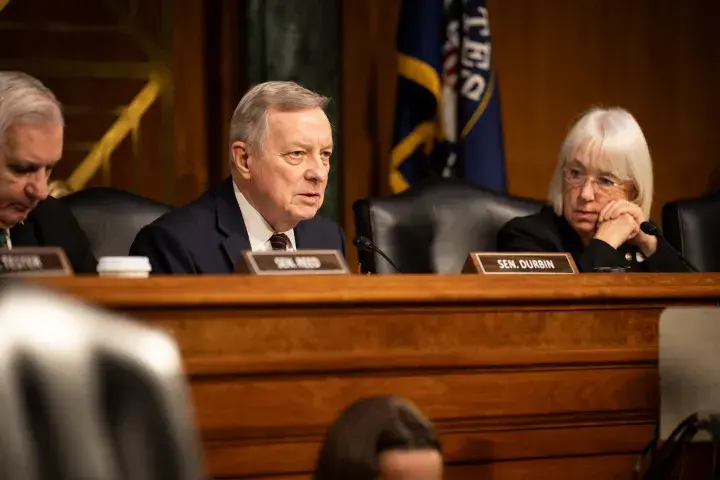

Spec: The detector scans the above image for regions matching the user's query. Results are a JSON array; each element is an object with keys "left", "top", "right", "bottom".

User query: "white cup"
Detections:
[{"left": 97, "top": 256, "right": 152, "bottom": 278}]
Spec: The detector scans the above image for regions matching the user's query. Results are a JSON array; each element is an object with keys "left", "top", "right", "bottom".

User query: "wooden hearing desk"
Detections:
[{"left": 32, "top": 273, "right": 720, "bottom": 479}]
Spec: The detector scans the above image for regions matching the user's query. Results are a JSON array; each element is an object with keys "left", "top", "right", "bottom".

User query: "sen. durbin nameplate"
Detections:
[
  {"left": 236, "top": 250, "right": 350, "bottom": 275},
  {"left": 462, "top": 252, "right": 578, "bottom": 275},
  {"left": 0, "top": 247, "right": 73, "bottom": 277}
]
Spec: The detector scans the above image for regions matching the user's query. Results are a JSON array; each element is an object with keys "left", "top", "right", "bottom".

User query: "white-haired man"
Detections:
[
  {"left": 130, "top": 81, "right": 345, "bottom": 274},
  {"left": 0, "top": 71, "right": 96, "bottom": 273}
]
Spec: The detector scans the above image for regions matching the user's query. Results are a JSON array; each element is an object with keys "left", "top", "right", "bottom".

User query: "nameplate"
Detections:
[
  {"left": 236, "top": 250, "right": 350, "bottom": 275},
  {"left": 0, "top": 247, "right": 73, "bottom": 277},
  {"left": 462, "top": 252, "right": 578, "bottom": 275}
]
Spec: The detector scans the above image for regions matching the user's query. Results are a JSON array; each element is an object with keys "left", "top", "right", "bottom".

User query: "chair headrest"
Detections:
[
  {"left": 60, "top": 187, "right": 172, "bottom": 258},
  {"left": 353, "top": 180, "right": 543, "bottom": 273},
  {"left": 61, "top": 187, "right": 171, "bottom": 213},
  {"left": 662, "top": 190, "right": 720, "bottom": 272}
]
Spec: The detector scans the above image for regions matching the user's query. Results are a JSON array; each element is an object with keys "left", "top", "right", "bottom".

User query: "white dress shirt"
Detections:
[{"left": 233, "top": 182, "right": 296, "bottom": 251}]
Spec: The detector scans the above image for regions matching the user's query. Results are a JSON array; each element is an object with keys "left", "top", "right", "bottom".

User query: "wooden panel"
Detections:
[
  {"left": 192, "top": 368, "right": 655, "bottom": 432},
  {"left": 449, "top": 455, "right": 638, "bottom": 479},
  {"left": 341, "top": 0, "right": 720, "bottom": 229},
  {"left": 488, "top": 0, "right": 720, "bottom": 219},
  {"left": 171, "top": 0, "right": 208, "bottom": 204},
  {"left": 0, "top": 0, "right": 208, "bottom": 204},
  {"left": 33, "top": 272, "right": 720, "bottom": 307},
  {"left": 31, "top": 274, "right": 720, "bottom": 478},
  {"left": 204, "top": 424, "right": 650, "bottom": 478},
  {"left": 204, "top": 0, "right": 245, "bottom": 187},
  {"left": 340, "top": 0, "right": 402, "bottom": 269},
  {"left": 205, "top": 455, "right": 643, "bottom": 480}
]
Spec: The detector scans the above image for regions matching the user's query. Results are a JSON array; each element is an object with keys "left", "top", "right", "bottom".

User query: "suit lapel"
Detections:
[
  {"left": 215, "top": 178, "right": 251, "bottom": 270},
  {"left": 294, "top": 220, "right": 307, "bottom": 250},
  {"left": 10, "top": 218, "right": 38, "bottom": 247}
]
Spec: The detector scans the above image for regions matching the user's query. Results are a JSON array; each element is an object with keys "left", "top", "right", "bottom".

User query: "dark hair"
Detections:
[{"left": 313, "top": 396, "right": 441, "bottom": 480}]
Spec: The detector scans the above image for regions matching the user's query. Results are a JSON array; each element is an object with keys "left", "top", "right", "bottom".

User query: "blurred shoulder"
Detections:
[
  {"left": 307, "top": 213, "right": 343, "bottom": 234},
  {"left": 143, "top": 189, "right": 216, "bottom": 234},
  {"left": 30, "top": 195, "right": 75, "bottom": 221},
  {"left": 501, "top": 205, "right": 558, "bottom": 234}
]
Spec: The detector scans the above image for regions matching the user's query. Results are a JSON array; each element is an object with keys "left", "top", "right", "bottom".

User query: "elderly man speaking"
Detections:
[{"left": 130, "top": 81, "right": 345, "bottom": 274}]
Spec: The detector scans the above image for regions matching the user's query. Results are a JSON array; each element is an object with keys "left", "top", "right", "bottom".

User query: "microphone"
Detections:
[
  {"left": 353, "top": 236, "right": 403, "bottom": 273},
  {"left": 639, "top": 221, "right": 699, "bottom": 272}
]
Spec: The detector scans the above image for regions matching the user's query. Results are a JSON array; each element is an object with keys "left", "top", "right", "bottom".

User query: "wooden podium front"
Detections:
[{"left": 33, "top": 274, "right": 720, "bottom": 479}]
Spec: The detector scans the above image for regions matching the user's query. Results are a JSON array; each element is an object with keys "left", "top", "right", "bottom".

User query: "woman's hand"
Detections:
[
  {"left": 595, "top": 200, "right": 658, "bottom": 256},
  {"left": 594, "top": 212, "right": 639, "bottom": 248}
]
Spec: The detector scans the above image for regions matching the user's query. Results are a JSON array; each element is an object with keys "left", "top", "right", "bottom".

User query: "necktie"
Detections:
[{"left": 269, "top": 233, "right": 290, "bottom": 251}]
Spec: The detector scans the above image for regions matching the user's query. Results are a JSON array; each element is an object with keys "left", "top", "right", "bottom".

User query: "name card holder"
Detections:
[
  {"left": 463, "top": 252, "right": 578, "bottom": 275},
  {"left": 236, "top": 250, "right": 350, "bottom": 275},
  {"left": 0, "top": 247, "right": 73, "bottom": 277}
]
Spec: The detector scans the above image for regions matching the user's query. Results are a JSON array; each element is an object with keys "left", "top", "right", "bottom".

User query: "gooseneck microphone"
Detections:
[
  {"left": 639, "top": 221, "right": 699, "bottom": 272},
  {"left": 353, "top": 236, "right": 403, "bottom": 273}
]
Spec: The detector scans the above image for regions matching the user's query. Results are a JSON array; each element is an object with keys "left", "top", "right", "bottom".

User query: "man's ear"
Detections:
[{"left": 231, "top": 141, "right": 251, "bottom": 179}]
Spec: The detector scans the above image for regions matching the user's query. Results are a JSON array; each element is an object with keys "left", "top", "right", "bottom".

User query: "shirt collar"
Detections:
[{"left": 233, "top": 181, "right": 296, "bottom": 251}]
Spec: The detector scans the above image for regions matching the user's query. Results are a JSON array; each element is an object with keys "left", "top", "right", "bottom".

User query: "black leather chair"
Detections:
[
  {"left": 353, "top": 179, "right": 544, "bottom": 273},
  {"left": 60, "top": 187, "right": 172, "bottom": 259},
  {"left": 662, "top": 191, "right": 720, "bottom": 272}
]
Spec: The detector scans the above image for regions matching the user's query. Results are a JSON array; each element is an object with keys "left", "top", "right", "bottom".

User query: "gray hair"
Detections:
[
  {"left": 229, "top": 81, "right": 329, "bottom": 152},
  {"left": 0, "top": 72, "right": 64, "bottom": 149},
  {"left": 547, "top": 107, "right": 654, "bottom": 219}
]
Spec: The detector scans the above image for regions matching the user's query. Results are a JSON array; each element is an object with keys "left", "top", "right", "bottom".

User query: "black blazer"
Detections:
[
  {"left": 129, "top": 178, "right": 347, "bottom": 274},
  {"left": 497, "top": 206, "right": 692, "bottom": 273},
  {"left": 11, "top": 196, "right": 97, "bottom": 274}
]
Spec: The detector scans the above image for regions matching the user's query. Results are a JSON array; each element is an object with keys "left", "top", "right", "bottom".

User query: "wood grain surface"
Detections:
[{"left": 29, "top": 273, "right": 720, "bottom": 479}]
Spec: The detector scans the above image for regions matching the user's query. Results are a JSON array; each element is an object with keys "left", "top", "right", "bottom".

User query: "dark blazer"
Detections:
[
  {"left": 129, "top": 178, "right": 347, "bottom": 274},
  {"left": 11, "top": 196, "right": 97, "bottom": 274},
  {"left": 497, "top": 206, "right": 692, "bottom": 273}
]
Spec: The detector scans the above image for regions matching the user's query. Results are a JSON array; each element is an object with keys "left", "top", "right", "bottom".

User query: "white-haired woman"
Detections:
[{"left": 497, "top": 107, "right": 691, "bottom": 273}]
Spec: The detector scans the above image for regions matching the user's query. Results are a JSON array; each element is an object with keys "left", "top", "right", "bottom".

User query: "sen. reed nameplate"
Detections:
[{"left": 235, "top": 250, "right": 350, "bottom": 275}]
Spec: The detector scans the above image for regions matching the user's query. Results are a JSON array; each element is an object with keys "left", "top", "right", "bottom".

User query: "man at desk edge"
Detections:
[
  {"left": 497, "top": 107, "right": 691, "bottom": 273},
  {"left": 0, "top": 72, "right": 96, "bottom": 274},
  {"left": 130, "top": 81, "right": 345, "bottom": 274}
]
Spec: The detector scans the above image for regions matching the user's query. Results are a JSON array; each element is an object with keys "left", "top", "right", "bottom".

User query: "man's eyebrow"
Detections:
[
  {"left": 7, "top": 158, "right": 36, "bottom": 168},
  {"left": 284, "top": 142, "right": 313, "bottom": 150},
  {"left": 7, "top": 158, "right": 57, "bottom": 170}
]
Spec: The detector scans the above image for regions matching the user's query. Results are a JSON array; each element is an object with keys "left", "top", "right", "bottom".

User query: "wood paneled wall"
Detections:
[
  {"left": 341, "top": 0, "right": 720, "bottom": 267},
  {"left": 205, "top": 0, "right": 245, "bottom": 186},
  {"left": 0, "top": 0, "right": 207, "bottom": 205}
]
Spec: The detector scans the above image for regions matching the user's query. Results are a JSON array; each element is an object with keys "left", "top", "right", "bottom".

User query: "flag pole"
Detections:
[{"left": 454, "top": 0, "right": 465, "bottom": 180}]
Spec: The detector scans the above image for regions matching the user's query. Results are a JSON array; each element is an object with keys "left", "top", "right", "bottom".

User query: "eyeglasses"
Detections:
[{"left": 563, "top": 165, "right": 626, "bottom": 193}]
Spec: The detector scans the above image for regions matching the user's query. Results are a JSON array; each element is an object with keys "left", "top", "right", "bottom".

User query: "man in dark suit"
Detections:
[
  {"left": 0, "top": 72, "right": 96, "bottom": 274},
  {"left": 130, "top": 81, "right": 345, "bottom": 274}
]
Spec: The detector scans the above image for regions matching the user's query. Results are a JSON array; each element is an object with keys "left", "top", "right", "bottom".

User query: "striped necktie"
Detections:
[{"left": 269, "top": 233, "right": 290, "bottom": 251}]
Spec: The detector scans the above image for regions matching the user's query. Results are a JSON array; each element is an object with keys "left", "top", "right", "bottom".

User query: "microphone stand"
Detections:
[
  {"left": 640, "top": 221, "right": 699, "bottom": 273},
  {"left": 353, "top": 237, "right": 403, "bottom": 273}
]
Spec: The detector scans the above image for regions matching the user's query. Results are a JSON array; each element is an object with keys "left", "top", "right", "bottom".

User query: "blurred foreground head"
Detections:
[
  {"left": 314, "top": 395, "right": 442, "bottom": 480},
  {"left": 0, "top": 282, "right": 203, "bottom": 480}
]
